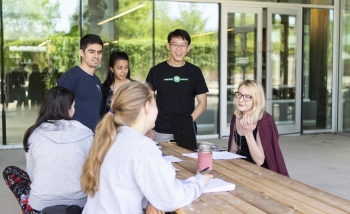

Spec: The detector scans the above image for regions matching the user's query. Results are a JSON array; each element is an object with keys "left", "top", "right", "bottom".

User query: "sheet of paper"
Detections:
[
  {"left": 182, "top": 152, "right": 245, "bottom": 160},
  {"left": 166, "top": 161, "right": 179, "bottom": 171},
  {"left": 203, "top": 178, "right": 236, "bottom": 193},
  {"left": 182, "top": 153, "right": 198, "bottom": 158},
  {"left": 163, "top": 155, "right": 183, "bottom": 162},
  {"left": 213, "top": 151, "right": 246, "bottom": 160}
]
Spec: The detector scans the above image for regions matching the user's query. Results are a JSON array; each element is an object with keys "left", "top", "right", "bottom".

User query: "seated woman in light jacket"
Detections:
[
  {"left": 227, "top": 79, "right": 289, "bottom": 176},
  {"left": 81, "top": 82, "right": 212, "bottom": 214},
  {"left": 3, "top": 86, "right": 93, "bottom": 213}
]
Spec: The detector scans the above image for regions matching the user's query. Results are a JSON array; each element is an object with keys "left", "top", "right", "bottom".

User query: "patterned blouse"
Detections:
[
  {"left": 105, "top": 79, "right": 134, "bottom": 112},
  {"left": 105, "top": 87, "right": 114, "bottom": 112}
]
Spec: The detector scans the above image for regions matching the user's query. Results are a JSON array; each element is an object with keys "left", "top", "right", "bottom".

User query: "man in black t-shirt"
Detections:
[
  {"left": 146, "top": 29, "right": 209, "bottom": 142},
  {"left": 57, "top": 34, "right": 103, "bottom": 132}
]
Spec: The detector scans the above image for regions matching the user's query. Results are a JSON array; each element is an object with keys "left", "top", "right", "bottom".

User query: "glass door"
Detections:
[
  {"left": 220, "top": 6, "right": 262, "bottom": 136},
  {"left": 266, "top": 8, "right": 302, "bottom": 134}
]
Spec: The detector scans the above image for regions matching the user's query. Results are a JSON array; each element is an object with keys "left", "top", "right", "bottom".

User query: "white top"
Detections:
[
  {"left": 83, "top": 126, "right": 205, "bottom": 214},
  {"left": 26, "top": 120, "right": 93, "bottom": 211}
]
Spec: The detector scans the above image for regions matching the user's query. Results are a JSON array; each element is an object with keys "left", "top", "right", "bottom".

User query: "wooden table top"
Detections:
[{"left": 159, "top": 142, "right": 350, "bottom": 214}]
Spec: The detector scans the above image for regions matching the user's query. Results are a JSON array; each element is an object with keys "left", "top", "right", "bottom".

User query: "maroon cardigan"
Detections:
[{"left": 228, "top": 112, "right": 289, "bottom": 177}]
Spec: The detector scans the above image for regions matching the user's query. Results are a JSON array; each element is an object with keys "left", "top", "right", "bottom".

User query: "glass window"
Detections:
[
  {"left": 226, "top": 12, "right": 258, "bottom": 125},
  {"left": 302, "top": 8, "right": 333, "bottom": 131},
  {"left": 2, "top": 0, "right": 80, "bottom": 144},
  {"left": 85, "top": 0, "right": 219, "bottom": 135},
  {"left": 274, "top": 0, "right": 333, "bottom": 5},
  {"left": 269, "top": 13, "right": 298, "bottom": 128},
  {"left": 234, "top": 0, "right": 333, "bottom": 5},
  {"left": 154, "top": 1, "right": 219, "bottom": 135},
  {"left": 340, "top": 1, "right": 350, "bottom": 132},
  {"left": 84, "top": 0, "right": 153, "bottom": 82}
]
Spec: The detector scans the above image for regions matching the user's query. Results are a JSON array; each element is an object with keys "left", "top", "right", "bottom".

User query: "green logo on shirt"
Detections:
[
  {"left": 174, "top": 76, "right": 180, "bottom": 83},
  {"left": 163, "top": 76, "right": 189, "bottom": 82}
]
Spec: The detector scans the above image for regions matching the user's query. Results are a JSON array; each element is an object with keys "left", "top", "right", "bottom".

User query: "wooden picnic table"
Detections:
[{"left": 159, "top": 142, "right": 350, "bottom": 214}]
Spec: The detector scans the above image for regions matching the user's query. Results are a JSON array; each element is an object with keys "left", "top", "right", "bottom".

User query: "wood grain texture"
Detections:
[{"left": 159, "top": 143, "right": 349, "bottom": 214}]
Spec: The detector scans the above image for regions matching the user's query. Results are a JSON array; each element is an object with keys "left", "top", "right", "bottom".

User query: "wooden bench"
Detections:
[{"left": 159, "top": 143, "right": 350, "bottom": 214}]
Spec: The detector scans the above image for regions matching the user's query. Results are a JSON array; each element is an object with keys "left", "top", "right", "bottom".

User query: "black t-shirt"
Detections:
[
  {"left": 57, "top": 66, "right": 102, "bottom": 131},
  {"left": 146, "top": 61, "right": 208, "bottom": 134}
]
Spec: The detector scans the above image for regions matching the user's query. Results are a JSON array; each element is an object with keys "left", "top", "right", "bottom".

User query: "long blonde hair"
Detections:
[
  {"left": 234, "top": 79, "right": 265, "bottom": 124},
  {"left": 81, "top": 82, "right": 153, "bottom": 196}
]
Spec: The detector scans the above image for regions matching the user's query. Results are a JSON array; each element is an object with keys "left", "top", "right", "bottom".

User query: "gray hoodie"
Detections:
[{"left": 26, "top": 120, "right": 93, "bottom": 211}]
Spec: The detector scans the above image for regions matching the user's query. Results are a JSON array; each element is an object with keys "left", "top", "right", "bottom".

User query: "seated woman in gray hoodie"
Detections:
[{"left": 2, "top": 86, "right": 93, "bottom": 214}]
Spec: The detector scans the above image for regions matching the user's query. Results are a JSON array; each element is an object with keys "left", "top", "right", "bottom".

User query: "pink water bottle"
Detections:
[{"left": 197, "top": 144, "right": 213, "bottom": 173}]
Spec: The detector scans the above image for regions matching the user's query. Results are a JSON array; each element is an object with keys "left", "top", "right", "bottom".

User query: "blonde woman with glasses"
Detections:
[
  {"left": 81, "top": 82, "right": 212, "bottom": 214},
  {"left": 228, "top": 80, "right": 289, "bottom": 176}
]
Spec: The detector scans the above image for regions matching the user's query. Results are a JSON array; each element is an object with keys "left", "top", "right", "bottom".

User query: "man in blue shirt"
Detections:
[{"left": 57, "top": 34, "right": 103, "bottom": 131}]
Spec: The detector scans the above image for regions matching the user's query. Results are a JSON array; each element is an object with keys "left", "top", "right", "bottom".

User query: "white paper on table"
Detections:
[
  {"left": 182, "top": 153, "right": 198, "bottom": 158},
  {"left": 162, "top": 155, "right": 183, "bottom": 162},
  {"left": 166, "top": 161, "right": 179, "bottom": 171},
  {"left": 213, "top": 151, "right": 246, "bottom": 160},
  {"left": 182, "top": 152, "right": 245, "bottom": 160},
  {"left": 203, "top": 178, "right": 236, "bottom": 193}
]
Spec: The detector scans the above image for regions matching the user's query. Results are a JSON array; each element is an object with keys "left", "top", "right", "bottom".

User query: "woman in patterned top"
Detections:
[{"left": 100, "top": 51, "right": 133, "bottom": 116}]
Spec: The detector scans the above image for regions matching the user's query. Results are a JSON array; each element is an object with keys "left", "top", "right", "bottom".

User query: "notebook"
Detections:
[
  {"left": 171, "top": 112, "right": 198, "bottom": 151},
  {"left": 203, "top": 178, "right": 236, "bottom": 193}
]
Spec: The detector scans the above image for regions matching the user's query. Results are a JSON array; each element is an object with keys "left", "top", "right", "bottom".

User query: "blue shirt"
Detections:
[{"left": 57, "top": 66, "right": 102, "bottom": 131}]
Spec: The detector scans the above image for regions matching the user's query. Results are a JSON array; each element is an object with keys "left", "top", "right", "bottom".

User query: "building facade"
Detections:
[{"left": 0, "top": 0, "right": 349, "bottom": 145}]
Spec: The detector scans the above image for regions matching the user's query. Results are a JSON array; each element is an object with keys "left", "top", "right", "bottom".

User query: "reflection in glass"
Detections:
[
  {"left": 270, "top": 14, "right": 297, "bottom": 125},
  {"left": 85, "top": 0, "right": 154, "bottom": 82},
  {"left": 2, "top": 0, "right": 80, "bottom": 144},
  {"left": 303, "top": 8, "right": 333, "bottom": 130},
  {"left": 84, "top": 0, "right": 219, "bottom": 134},
  {"left": 341, "top": 1, "right": 350, "bottom": 132},
  {"left": 274, "top": 0, "right": 333, "bottom": 5},
  {"left": 237, "top": 0, "right": 333, "bottom": 5},
  {"left": 0, "top": 0, "right": 219, "bottom": 144},
  {"left": 227, "top": 12, "right": 258, "bottom": 124}
]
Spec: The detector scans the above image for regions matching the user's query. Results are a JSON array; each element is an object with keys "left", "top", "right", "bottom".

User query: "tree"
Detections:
[{"left": 3, "top": 0, "right": 60, "bottom": 40}]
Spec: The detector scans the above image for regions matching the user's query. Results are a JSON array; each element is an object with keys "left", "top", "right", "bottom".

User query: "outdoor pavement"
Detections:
[{"left": 1, "top": 133, "right": 350, "bottom": 213}]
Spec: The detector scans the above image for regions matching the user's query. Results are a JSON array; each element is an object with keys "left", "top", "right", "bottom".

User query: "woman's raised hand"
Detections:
[{"left": 240, "top": 114, "right": 255, "bottom": 134}]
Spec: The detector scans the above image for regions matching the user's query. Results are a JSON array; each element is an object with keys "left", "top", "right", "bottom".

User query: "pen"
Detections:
[{"left": 199, "top": 167, "right": 209, "bottom": 174}]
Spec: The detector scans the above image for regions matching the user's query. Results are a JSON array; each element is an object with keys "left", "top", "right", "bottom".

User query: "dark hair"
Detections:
[
  {"left": 80, "top": 34, "right": 103, "bottom": 51},
  {"left": 167, "top": 29, "right": 191, "bottom": 45},
  {"left": 19, "top": 59, "right": 26, "bottom": 66},
  {"left": 32, "top": 63, "right": 40, "bottom": 72},
  {"left": 23, "top": 86, "right": 75, "bottom": 152},
  {"left": 102, "top": 51, "right": 130, "bottom": 97}
]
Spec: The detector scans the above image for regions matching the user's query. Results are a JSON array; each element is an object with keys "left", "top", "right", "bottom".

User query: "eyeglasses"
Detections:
[
  {"left": 234, "top": 92, "right": 252, "bottom": 102},
  {"left": 170, "top": 43, "right": 188, "bottom": 50}
]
